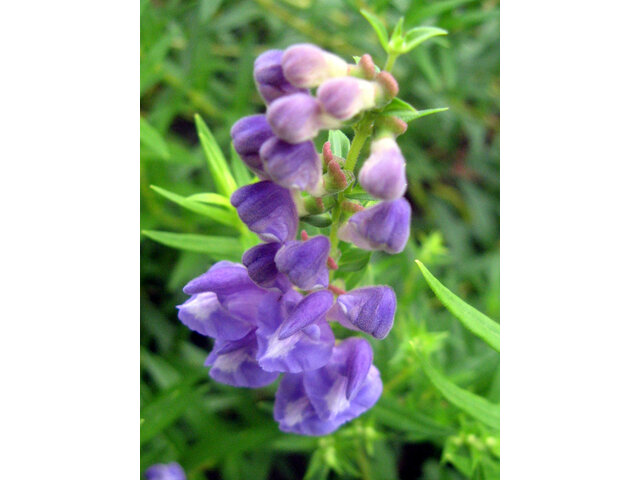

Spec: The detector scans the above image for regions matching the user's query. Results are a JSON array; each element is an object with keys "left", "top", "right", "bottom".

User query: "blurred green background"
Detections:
[{"left": 140, "top": 0, "right": 499, "bottom": 478}]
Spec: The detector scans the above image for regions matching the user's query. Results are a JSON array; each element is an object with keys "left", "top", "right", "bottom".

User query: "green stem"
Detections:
[
  {"left": 384, "top": 51, "right": 398, "bottom": 72},
  {"left": 345, "top": 116, "right": 373, "bottom": 172}
]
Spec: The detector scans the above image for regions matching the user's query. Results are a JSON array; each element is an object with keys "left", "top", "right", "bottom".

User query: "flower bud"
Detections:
[
  {"left": 282, "top": 43, "right": 349, "bottom": 88},
  {"left": 254, "top": 49, "right": 307, "bottom": 104},
  {"left": 259, "top": 137, "right": 322, "bottom": 191},
  {"left": 358, "top": 137, "right": 407, "bottom": 200},
  {"left": 230, "top": 115, "right": 274, "bottom": 177},
  {"left": 266, "top": 93, "right": 330, "bottom": 143},
  {"left": 338, "top": 198, "right": 411, "bottom": 254},
  {"left": 317, "top": 77, "right": 378, "bottom": 121},
  {"left": 274, "top": 235, "right": 330, "bottom": 290},
  {"left": 145, "top": 463, "right": 187, "bottom": 480},
  {"left": 242, "top": 242, "right": 291, "bottom": 292},
  {"left": 327, "top": 286, "right": 397, "bottom": 339},
  {"left": 231, "top": 181, "right": 298, "bottom": 243}
]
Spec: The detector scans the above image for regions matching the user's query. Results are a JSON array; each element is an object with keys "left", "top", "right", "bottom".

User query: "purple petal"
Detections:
[
  {"left": 358, "top": 137, "right": 407, "bottom": 200},
  {"left": 333, "top": 286, "right": 397, "bottom": 339},
  {"left": 317, "top": 77, "right": 376, "bottom": 120},
  {"left": 274, "top": 236, "right": 330, "bottom": 290},
  {"left": 281, "top": 44, "right": 348, "bottom": 88},
  {"left": 254, "top": 49, "right": 307, "bottom": 104},
  {"left": 279, "top": 290, "right": 334, "bottom": 339},
  {"left": 345, "top": 338, "right": 374, "bottom": 399},
  {"left": 230, "top": 115, "right": 274, "bottom": 177},
  {"left": 205, "top": 331, "right": 279, "bottom": 388},
  {"left": 145, "top": 462, "right": 187, "bottom": 480},
  {"left": 242, "top": 242, "right": 291, "bottom": 292},
  {"left": 266, "top": 93, "right": 324, "bottom": 143},
  {"left": 183, "top": 261, "right": 259, "bottom": 298},
  {"left": 231, "top": 181, "right": 299, "bottom": 243},
  {"left": 259, "top": 137, "right": 321, "bottom": 191},
  {"left": 338, "top": 198, "right": 411, "bottom": 254}
]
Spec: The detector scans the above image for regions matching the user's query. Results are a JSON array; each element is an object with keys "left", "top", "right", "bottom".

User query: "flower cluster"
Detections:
[{"left": 178, "top": 44, "right": 413, "bottom": 435}]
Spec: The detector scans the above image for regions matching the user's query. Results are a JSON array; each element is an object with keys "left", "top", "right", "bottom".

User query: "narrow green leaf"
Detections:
[
  {"left": 360, "top": 10, "right": 389, "bottom": 52},
  {"left": 229, "top": 142, "right": 253, "bottom": 187},
  {"left": 389, "top": 17, "right": 405, "bottom": 51},
  {"left": 328, "top": 129, "right": 350, "bottom": 159},
  {"left": 194, "top": 114, "right": 237, "bottom": 197},
  {"left": 140, "top": 116, "right": 170, "bottom": 159},
  {"left": 186, "top": 192, "right": 232, "bottom": 208},
  {"left": 401, "top": 26, "right": 448, "bottom": 53},
  {"left": 375, "top": 396, "right": 455, "bottom": 441},
  {"left": 300, "top": 214, "right": 333, "bottom": 228},
  {"left": 337, "top": 245, "right": 371, "bottom": 272},
  {"left": 415, "top": 260, "right": 500, "bottom": 351},
  {"left": 384, "top": 107, "right": 449, "bottom": 123},
  {"left": 150, "top": 185, "right": 237, "bottom": 227},
  {"left": 142, "top": 230, "right": 245, "bottom": 259},
  {"left": 383, "top": 97, "right": 417, "bottom": 113},
  {"left": 418, "top": 356, "right": 500, "bottom": 431}
]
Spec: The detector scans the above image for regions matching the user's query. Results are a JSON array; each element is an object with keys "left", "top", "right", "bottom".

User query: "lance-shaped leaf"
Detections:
[
  {"left": 151, "top": 185, "right": 237, "bottom": 227},
  {"left": 360, "top": 10, "right": 389, "bottom": 52},
  {"left": 142, "top": 231, "right": 245, "bottom": 260},
  {"left": 194, "top": 114, "right": 237, "bottom": 197},
  {"left": 140, "top": 116, "right": 170, "bottom": 159},
  {"left": 401, "top": 26, "right": 448, "bottom": 53}
]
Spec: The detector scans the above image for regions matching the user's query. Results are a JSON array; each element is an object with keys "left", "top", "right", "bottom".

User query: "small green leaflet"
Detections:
[
  {"left": 415, "top": 260, "right": 500, "bottom": 352},
  {"left": 360, "top": 10, "right": 389, "bottom": 52},
  {"left": 194, "top": 114, "right": 237, "bottom": 197},
  {"left": 186, "top": 192, "right": 232, "bottom": 208},
  {"left": 140, "top": 116, "right": 170, "bottom": 160},
  {"left": 417, "top": 355, "right": 500, "bottom": 431},
  {"left": 386, "top": 107, "right": 449, "bottom": 123},
  {"left": 328, "top": 130, "right": 350, "bottom": 159},
  {"left": 401, "top": 26, "right": 448, "bottom": 53},
  {"left": 142, "top": 230, "right": 245, "bottom": 259},
  {"left": 150, "top": 185, "right": 237, "bottom": 227}
]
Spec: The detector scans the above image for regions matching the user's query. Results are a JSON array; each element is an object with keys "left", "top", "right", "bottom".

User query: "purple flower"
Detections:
[
  {"left": 242, "top": 242, "right": 291, "bottom": 292},
  {"left": 179, "top": 261, "right": 269, "bottom": 341},
  {"left": 358, "top": 137, "right": 407, "bottom": 200},
  {"left": 274, "top": 235, "right": 330, "bottom": 290},
  {"left": 205, "top": 330, "right": 279, "bottom": 388},
  {"left": 274, "top": 338, "right": 382, "bottom": 435},
  {"left": 254, "top": 49, "right": 307, "bottom": 104},
  {"left": 256, "top": 290, "right": 335, "bottom": 373},
  {"left": 231, "top": 181, "right": 298, "bottom": 243},
  {"left": 338, "top": 198, "right": 411, "bottom": 254},
  {"left": 266, "top": 93, "right": 336, "bottom": 144},
  {"left": 317, "top": 77, "right": 377, "bottom": 121},
  {"left": 145, "top": 463, "right": 186, "bottom": 480},
  {"left": 259, "top": 137, "right": 322, "bottom": 191},
  {"left": 327, "top": 286, "right": 397, "bottom": 339},
  {"left": 281, "top": 43, "right": 349, "bottom": 88},
  {"left": 230, "top": 115, "right": 274, "bottom": 177}
]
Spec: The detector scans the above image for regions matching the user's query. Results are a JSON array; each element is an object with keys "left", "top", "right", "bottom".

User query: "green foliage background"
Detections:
[{"left": 140, "top": 0, "right": 499, "bottom": 478}]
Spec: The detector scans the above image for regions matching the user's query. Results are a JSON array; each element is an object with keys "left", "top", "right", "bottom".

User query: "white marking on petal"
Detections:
[
  {"left": 185, "top": 292, "right": 218, "bottom": 321},
  {"left": 324, "top": 376, "right": 350, "bottom": 419},
  {"left": 212, "top": 349, "right": 251, "bottom": 373},
  {"left": 284, "top": 397, "right": 310, "bottom": 426},
  {"left": 263, "top": 328, "right": 301, "bottom": 360}
]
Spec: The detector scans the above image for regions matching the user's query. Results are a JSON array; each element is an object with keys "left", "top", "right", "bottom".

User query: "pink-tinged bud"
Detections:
[
  {"left": 266, "top": 93, "right": 328, "bottom": 143},
  {"left": 282, "top": 43, "right": 349, "bottom": 88},
  {"left": 317, "top": 77, "right": 378, "bottom": 121},
  {"left": 259, "top": 137, "right": 322, "bottom": 191},
  {"left": 254, "top": 49, "right": 308, "bottom": 104},
  {"left": 230, "top": 115, "right": 274, "bottom": 177},
  {"left": 358, "top": 137, "right": 407, "bottom": 200},
  {"left": 349, "top": 54, "right": 376, "bottom": 80},
  {"left": 375, "top": 71, "right": 399, "bottom": 100}
]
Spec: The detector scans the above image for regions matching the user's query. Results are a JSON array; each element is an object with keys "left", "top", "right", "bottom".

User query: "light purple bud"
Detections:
[
  {"left": 256, "top": 292, "right": 334, "bottom": 373},
  {"left": 183, "top": 261, "right": 262, "bottom": 300},
  {"left": 266, "top": 93, "right": 326, "bottom": 143},
  {"left": 327, "top": 286, "right": 396, "bottom": 340},
  {"left": 282, "top": 43, "right": 349, "bottom": 88},
  {"left": 145, "top": 462, "right": 187, "bottom": 480},
  {"left": 338, "top": 198, "right": 411, "bottom": 254},
  {"left": 274, "top": 235, "right": 330, "bottom": 290},
  {"left": 242, "top": 242, "right": 291, "bottom": 292},
  {"left": 259, "top": 137, "right": 322, "bottom": 191},
  {"left": 317, "top": 77, "right": 377, "bottom": 121},
  {"left": 254, "top": 49, "right": 307, "bottom": 104},
  {"left": 205, "top": 331, "right": 279, "bottom": 388},
  {"left": 279, "top": 290, "right": 334, "bottom": 339},
  {"left": 231, "top": 181, "right": 299, "bottom": 243},
  {"left": 358, "top": 137, "right": 407, "bottom": 200},
  {"left": 230, "top": 115, "right": 274, "bottom": 177}
]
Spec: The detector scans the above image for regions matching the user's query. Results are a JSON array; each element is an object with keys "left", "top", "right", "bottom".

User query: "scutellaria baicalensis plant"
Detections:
[{"left": 176, "top": 42, "right": 448, "bottom": 436}]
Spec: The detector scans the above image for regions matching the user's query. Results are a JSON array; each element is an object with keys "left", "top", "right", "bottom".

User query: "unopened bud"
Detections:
[
  {"left": 375, "top": 71, "right": 399, "bottom": 102},
  {"left": 282, "top": 43, "right": 349, "bottom": 88},
  {"left": 317, "top": 77, "right": 377, "bottom": 121},
  {"left": 349, "top": 54, "right": 377, "bottom": 80},
  {"left": 322, "top": 159, "right": 354, "bottom": 193}
]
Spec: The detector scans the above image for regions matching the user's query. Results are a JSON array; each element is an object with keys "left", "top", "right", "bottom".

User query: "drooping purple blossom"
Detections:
[
  {"left": 281, "top": 43, "right": 349, "bottom": 88},
  {"left": 256, "top": 290, "right": 335, "bottom": 373},
  {"left": 205, "top": 330, "right": 279, "bottom": 388},
  {"left": 266, "top": 93, "right": 337, "bottom": 144},
  {"left": 242, "top": 242, "right": 291, "bottom": 292},
  {"left": 145, "top": 462, "right": 187, "bottom": 480},
  {"left": 274, "top": 338, "right": 382, "bottom": 435},
  {"left": 338, "top": 198, "right": 411, "bottom": 254},
  {"left": 231, "top": 181, "right": 298, "bottom": 243},
  {"left": 317, "top": 77, "right": 377, "bottom": 121},
  {"left": 358, "top": 137, "right": 407, "bottom": 200},
  {"left": 254, "top": 49, "right": 307, "bottom": 104},
  {"left": 259, "top": 137, "right": 322, "bottom": 191},
  {"left": 230, "top": 114, "right": 274, "bottom": 177},
  {"left": 274, "top": 235, "right": 330, "bottom": 290},
  {"left": 327, "top": 286, "right": 397, "bottom": 339}
]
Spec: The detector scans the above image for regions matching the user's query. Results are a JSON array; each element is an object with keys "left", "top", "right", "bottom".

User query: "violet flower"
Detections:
[
  {"left": 274, "top": 235, "right": 330, "bottom": 290},
  {"left": 241, "top": 242, "right": 291, "bottom": 292},
  {"left": 274, "top": 338, "right": 382, "bottom": 435},
  {"left": 145, "top": 463, "right": 186, "bottom": 480},
  {"left": 231, "top": 181, "right": 298, "bottom": 243},
  {"left": 266, "top": 93, "right": 337, "bottom": 144},
  {"left": 259, "top": 137, "right": 322, "bottom": 192},
  {"left": 358, "top": 137, "right": 407, "bottom": 200},
  {"left": 230, "top": 114, "right": 274, "bottom": 177},
  {"left": 317, "top": 77, "right": 377, "bottom": 121},
  {"left": 327, "top": 286, "right": 397, "bottom": 339},
  {"left": 338, "top": 198, "right": 411, "bottom": 254},
  {"left": 281, "top": 43, "right": 349, "bottom": 88},
  {"left": 254, "top": 49, "right": 307, "bottom": 104}
]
